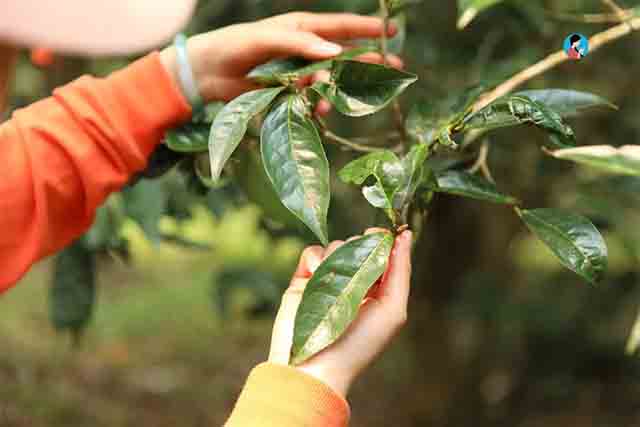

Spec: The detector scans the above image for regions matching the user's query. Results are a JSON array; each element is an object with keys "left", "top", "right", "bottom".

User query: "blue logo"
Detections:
[{"left": 563, "top": 33, "right": 589, "bottom": 60}]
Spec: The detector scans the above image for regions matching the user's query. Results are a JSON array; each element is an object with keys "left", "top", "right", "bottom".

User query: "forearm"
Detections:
[
  {"left": 0, "top": 52, "right": 191, "bottom": 291},
  {"left": 225, "top": 363, "right": 350, "bottom": 427}
]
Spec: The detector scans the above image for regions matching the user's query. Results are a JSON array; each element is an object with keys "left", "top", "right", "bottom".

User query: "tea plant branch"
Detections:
[
  {"left": 316, "top": 117, "right": 399, "bottom": 153},
  {"left": 544, "top": 9, "right": 633, "bottom": 24},
  {"left": 471, "top": 15, "right": 640, "bottom": 113},
  {"left": 601, "top": 0, "right": 628, "bottom": 20},
  {"left": 466, "top": 140, "right": 495, "bottom": 183},
  {"left": 378, "top": 0, "right": 408, "bottom": 149}
]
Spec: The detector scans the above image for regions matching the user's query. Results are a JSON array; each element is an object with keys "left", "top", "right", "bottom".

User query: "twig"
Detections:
[
  {"left": 378, "top": 0, "right": 409, "bottom": 151},
  {"left": 545, "top": 9, "right": 634, "bottom": 24},
  {"left": 324, "top": 129, "right": 392, "bottom": 153},
  {"left": 601, "top": 0, "right": 636, "bottom": 30},
  {"left": 378, "top": 0, "right": 389, "bottom": 65},
  {"left": 471, "top": 16, "right": 640, "bottom": 113},
  {"left": 601, "top": 0, "right": 628, "bottom": 19},
  {"left": 316, "top": 116, "right": 396, "bottom": 152},
  {"left": 467, "top": 141, "right": 495, "bottom": 183}
]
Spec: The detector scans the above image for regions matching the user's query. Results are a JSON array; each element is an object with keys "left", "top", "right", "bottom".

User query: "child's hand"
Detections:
[
  {"left": 268, "top": 228, "right": 413, "bottom": 398},
  {"left": 160, "top": 12, "right": 403, "bottom": 109}
]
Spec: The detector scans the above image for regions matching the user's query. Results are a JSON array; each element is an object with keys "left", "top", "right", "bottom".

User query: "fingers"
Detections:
[
  {"left": 273, "top": 12, "right": 397, "bottom": 40},
  {"left": 292, "top": 245, "right": 325, "bottom": 279},
  {"left": 324, "top": 240, "right": 345, "bottom": 259},
  {"left": 365, "top": 227, "right": 389, "bottom": 235},
  {"left": 354, "top": 52, "right": 404, "bottom": 69},
  {"left": 253, "top": 28, "right": 345, "bottom": 63},
  {"left": 377, "top": 230, "right": 412, "bottom": 310}
]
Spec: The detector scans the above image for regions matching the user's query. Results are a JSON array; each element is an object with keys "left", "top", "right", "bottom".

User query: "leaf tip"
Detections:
[{"left": 457, "top": 8, "right": 478, "bottom": 29}]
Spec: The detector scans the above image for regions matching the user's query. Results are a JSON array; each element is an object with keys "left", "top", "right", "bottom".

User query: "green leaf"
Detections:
[
  {"left": 261, "top": 94, "right": 331, "bottom": 245},
  {"left": 312, "top": 60, "right": 417, "bottom": 117},
  {"left": 548, "top": 145, "right": 640, "bottom": 176},
  {"left": 405, "top": 85, "right": 486, "bottom": 147},
  {"left": 209, "top": 87, "right": 285, "bottom": 181},
  {"left": 291, "top": 232, "right": 394, "bottom": 365},
  {"left": 457, "top": 0, "right": 506, "bottom": 29},
  {"left": 122, "top": 179, "right": 167, "bottom": 244},
  {"left": 247, "top": 46, "right": 377, "bottom": 86},
  {"left": 393, "top": 144, "right": 431, "bottom": 210},
  {"left": 517, "top": 208, "right": 608, "bottom": 284},
  {"left": 338, "top": 150, "right": 403, "bottom": 218},
  {"left": 235, "top": 148, "right": 300, "bottom": 228},
  {"left": 247, "top": 57, "right": 309, "bottom": 86},
  {"left": 192, "top": 102, "right": 225, "bottom": 124},
  {"left": 165, "top": 123, "right": 210, "bottom": 153},
  {"left": 513, "top": 90, "right": 616, "bottom": 118},
  {"left": 432, "top": 170, "right": 519, "bottom": 204},
  {"left": 339, "top": 146, "right": 433, "bottom": 220},
  {"left": 461, "top": 95, "right": 576, "bottom": 148},
  {"left": 50, "top": 239, "right": 96, "bottom": 341}
]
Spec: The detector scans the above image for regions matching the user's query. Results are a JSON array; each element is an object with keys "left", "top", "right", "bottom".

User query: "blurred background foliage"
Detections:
[{"left": 3, "top": 0, "right": 640, "bottom": 426}]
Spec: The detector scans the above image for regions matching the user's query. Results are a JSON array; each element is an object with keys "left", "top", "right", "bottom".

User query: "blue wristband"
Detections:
[{"left": 174, "top": 33, "right": 204, "bottom": 110}]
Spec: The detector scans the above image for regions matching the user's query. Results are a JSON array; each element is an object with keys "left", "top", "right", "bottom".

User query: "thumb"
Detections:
[{"left": 268, "top": 246, "right": 324, "bottom": 364}]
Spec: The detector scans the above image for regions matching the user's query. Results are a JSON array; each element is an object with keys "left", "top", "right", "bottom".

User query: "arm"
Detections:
[
  {"left": 0, "top": 53, "right": 191, "bottom": 291},
  {"left": 0, "top": 12, "right": 399, "bottom": 292},
  {"left": 226, "top": 229, "right": 413, "bottom": 426}
]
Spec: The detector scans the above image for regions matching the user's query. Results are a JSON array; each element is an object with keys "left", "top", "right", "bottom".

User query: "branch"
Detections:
[
  {"left": 471, "top": 16, "right": 640, "bottom": 113},
  {"left": 316, "top": 117, "right": 399, "bottom": 153},
  {"left": 601, "top": 0, "right": 627, "bottom": 19},
  {"left": 466, "top": 141, "right": 495, "bottom": 183},
  {"left": 378, "top": 0, "right": 408, "bottom": 150},
  {"left": 545, "top": 9, "right": 634, "bottom": 24}
]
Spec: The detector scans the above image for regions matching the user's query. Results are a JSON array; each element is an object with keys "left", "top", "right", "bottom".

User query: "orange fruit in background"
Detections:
[{"left": 30, "top": 47, "right": 55, "bottom": 67}]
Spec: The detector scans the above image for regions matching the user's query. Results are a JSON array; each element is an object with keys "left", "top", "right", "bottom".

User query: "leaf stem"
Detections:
[
  {"left": 466, "top": 141, "right": 495, "bottom": 183},
  {"left": 378, "top": 0, "right": 408, "bottom": 151},
  {"left": 324, "top": 130, "right": 388, "bottom": 152},
  {"left": 316, "top": 117, "right": 398, "bottom": 153},
  {"left": 470, "top": 16, "right": 640, "bottom": 113}
]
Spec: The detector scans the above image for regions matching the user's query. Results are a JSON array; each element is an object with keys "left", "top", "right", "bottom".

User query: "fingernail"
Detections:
[
  {"left": 403, "top": 230, "right": 413, "bottom": 242},
  {"left": 310, "top": 42, "right": 342, "bottom": 56}
]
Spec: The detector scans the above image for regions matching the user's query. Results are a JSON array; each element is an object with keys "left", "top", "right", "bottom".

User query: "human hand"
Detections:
[
  {"left": 160, "top": 12, "right": 403, "bottom": 112},
  {"left": 268, "top": 228, "right": 412, "bottom": 398}
]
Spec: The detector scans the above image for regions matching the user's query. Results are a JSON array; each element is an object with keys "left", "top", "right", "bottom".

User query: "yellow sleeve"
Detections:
[{"left": 225, "top": 362, "right": 350, "bottom": 427}]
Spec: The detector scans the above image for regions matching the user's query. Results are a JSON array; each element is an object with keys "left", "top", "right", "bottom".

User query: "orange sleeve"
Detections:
[
  {"left": 0, "top": 52, "right": 191, "bottom": 292},
  {"left": 225, "top": 363, "right": 350, "bottom": 427}
]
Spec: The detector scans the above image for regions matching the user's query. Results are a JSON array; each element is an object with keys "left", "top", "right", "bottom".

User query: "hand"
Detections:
[
  {"left": 160, "top": 12, "right": 403, "bottom": 109},
  {"left": 268, "top": 228, "right": 413, "bottom": 398}
]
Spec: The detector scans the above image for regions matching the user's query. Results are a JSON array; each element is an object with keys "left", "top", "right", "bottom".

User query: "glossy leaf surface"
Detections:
[
  {"left": 462, "top": 95, "right": 576, "bottom": 147},
  {"left": 457, "top": 0, "right": 506, "bottom": 29},
  {"left": 209, "top": 87, "right": 285, "bottom": 181},
  {"left": 432, "top": 170, "right": 519, "bottom": 204},
  {"left": 549, "top": 145, "right": 640, "bottom": 176},
  {"left": 517, "top": 208, "right": 608, "bottom": 284},
  {"left": 513, "top": 90, "right": 616, "bottom": 118},
  {"left": 261, "top": 94, "right": 330, "bottom": 245},
  {"left": 165, "top": 123, "right": 210, "bottom": 153},
  {"left": 247, "top": 46, "right": 376, "bottom": 85},
  {"left": 291, "top": 232, "right": 394, "bottom": 364},
  {"left": 406, "top": 85, "right": 486, "bottom": 147},
  {"left": 312, "top": 60, "right": 417, "bottom": 117}
]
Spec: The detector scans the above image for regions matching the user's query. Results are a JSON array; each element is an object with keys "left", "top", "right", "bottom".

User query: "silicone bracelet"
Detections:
[{"left": 174, "top": 33, "right": 204, "bottom": 110}]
